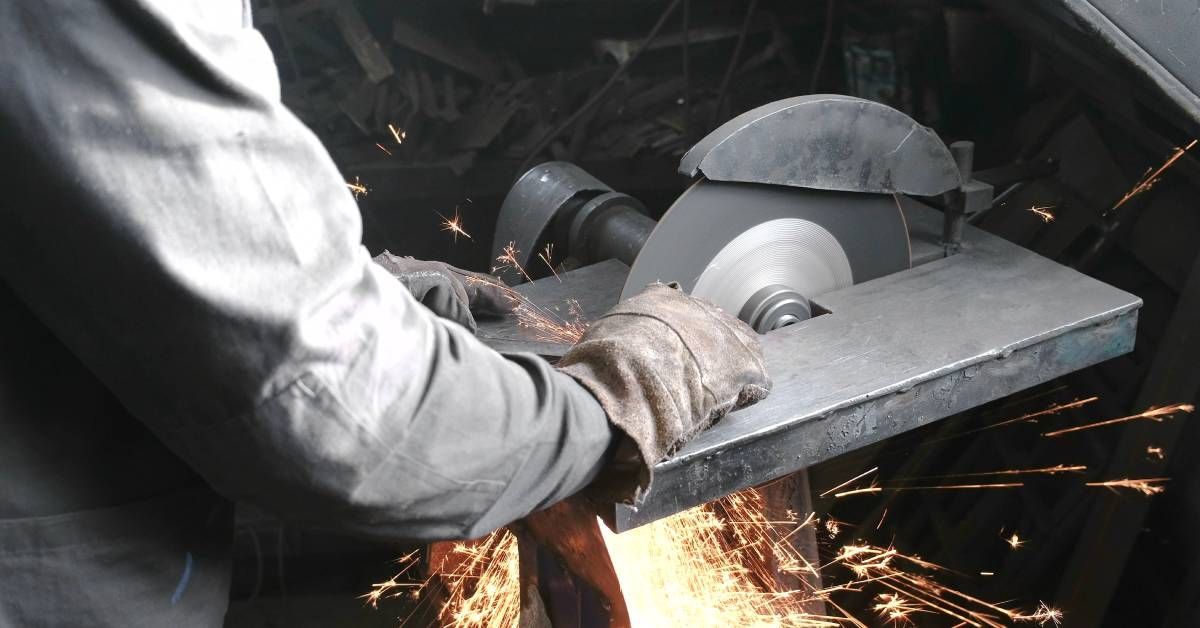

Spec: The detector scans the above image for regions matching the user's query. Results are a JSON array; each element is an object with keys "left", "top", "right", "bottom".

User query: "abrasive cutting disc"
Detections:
[{"left": 621, "top": 180, "right": 911, "bottom": 320}]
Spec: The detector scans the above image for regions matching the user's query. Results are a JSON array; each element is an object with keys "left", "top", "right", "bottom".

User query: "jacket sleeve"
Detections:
[{"left": 0, "top": 0, "right": 613, "bottom": 541}]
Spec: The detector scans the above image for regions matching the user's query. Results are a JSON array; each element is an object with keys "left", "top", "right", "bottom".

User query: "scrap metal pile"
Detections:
[{"left": 251, "top": 0, "right": 830, "bottom": 175}]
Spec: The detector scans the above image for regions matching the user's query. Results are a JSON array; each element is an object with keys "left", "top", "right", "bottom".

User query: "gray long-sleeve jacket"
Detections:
[{"left": 0, "top": 1, "right": 613, "bottom": 625}]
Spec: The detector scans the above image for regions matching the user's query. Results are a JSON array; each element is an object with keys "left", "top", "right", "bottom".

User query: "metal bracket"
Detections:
[{"left": 941, "top": 141, "right": 995, "bottom": 256}]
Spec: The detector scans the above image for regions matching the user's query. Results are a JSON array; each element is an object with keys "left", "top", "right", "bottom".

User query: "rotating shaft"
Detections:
[{"left": 498, "top": 163, "right": 911, "bottom": 333}]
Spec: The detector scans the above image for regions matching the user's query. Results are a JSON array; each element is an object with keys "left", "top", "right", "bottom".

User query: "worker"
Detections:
[{"left": 0, "top": 1, "right": 771, "bottom": 625}]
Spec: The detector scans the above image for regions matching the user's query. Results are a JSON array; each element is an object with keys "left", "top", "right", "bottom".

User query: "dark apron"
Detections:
[{"left": 0, "top": 283, "right": 233, "bottom": 627}]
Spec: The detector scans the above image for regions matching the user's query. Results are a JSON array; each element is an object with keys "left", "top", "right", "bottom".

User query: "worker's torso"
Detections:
[{"left": 0, "top": 281, "right": 233, "bottom": 627}]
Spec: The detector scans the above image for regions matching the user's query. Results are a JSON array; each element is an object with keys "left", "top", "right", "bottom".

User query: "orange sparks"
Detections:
[
  {"left": 375, "top": 142, "right": 392, "bottom": 156},
  {"left": 506, "top": 297, "right": 589, "bottom": 345},
  {"left": 465, "top": 271, "right": 588, "bottom": 344},
  {"left": 984, "top": 396, "right": 1100, "bottom": 431},
  {"left": 387, "top": 123, "right": 407, "bottom": 145},
  {"left": 1043, "top": 403, "right": 1194, "bottom": 437},
  {"left": 835, "top": 482, "right": 1022, "bottom": 498},
  {"left": 1110, "top": 139, "right": 1197, "bottom": 213},
  {"left": 494, "top": 241, "right": 533, "bottom": 283},
  {"left": 538, "top": 243, "right": 560, "bottom": 281},
  {"left": 437, "top": 209, "right": 472, "bottom": 242},
  {"left": 369, "top": 487, "right": 1062, "bottom": 627},
  {"left": 346, "top": 176, "right": 368, "bottom": 199},
  {"left": 980, "top": 571, "right": 994, "bottom": 576},
  {"left": 365, "top": 530, "right": 520, "bottom": 627},
  {"left": 877, "top": 508, "right": 888, "bottom": 530},
  {"left": 434, "top": 532, "right": 521, "bottom": 627},
  {"left": 891, "top": 464, "right": 1087, "bottom": 482},
  {"left": 361, "top": 551, "right": 422, "bottom": 608},
  {"left": 1027, "top": 205, "right": 1056, "bottom": 223},
  {"left": 1017, "top": 602, "right": 1064, "bottom": 626},
  {"left": 821, "top": 542, "right": 1060, "bottom": 627},
  {"left": 834, "top": 485, "right": 883, "bottom": 499},
  {"left": 1006, "top": 532, "right": 1025, "bottom": 550},
  {"left": 873, "top": 592, "right": 921, "bottom": 626},
  {"left": 362, "top": 269, "right": 1073, "bottom": 624},
  {"left": 1086, "top": 477, "right": 1169, "bottom": 496},
  {"left": 607, "top": 490, "right": 1055, "bottom": 627},
  {"left": 602, "top": 492, "right": 839, "bottom": 626},
  {"left": 1147, "top": 446, "right": 1165, "bottom": 460},
  {"left": 820, "top": 466, "right": 879, "bottom": 497},
  {"left": 922, "top": 397, "right": 1099, "bottom": 447}
]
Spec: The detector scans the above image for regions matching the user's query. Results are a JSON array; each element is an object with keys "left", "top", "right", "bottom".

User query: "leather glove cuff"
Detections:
[{"left": 558, "top": 283, "right": 770, "bottom": 503}]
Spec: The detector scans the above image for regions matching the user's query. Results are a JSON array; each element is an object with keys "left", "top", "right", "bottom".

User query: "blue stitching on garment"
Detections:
[{"left": 171, "top": 552, "right": 194, "bottom": 605}]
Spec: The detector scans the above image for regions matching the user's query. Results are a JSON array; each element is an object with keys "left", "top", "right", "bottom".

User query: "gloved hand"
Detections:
[
  {"left": 372, "top": 251, "right": 510, "bottom": 332},
  {"left": 557, "top": 282, "right": 771, "bottom": 502}
]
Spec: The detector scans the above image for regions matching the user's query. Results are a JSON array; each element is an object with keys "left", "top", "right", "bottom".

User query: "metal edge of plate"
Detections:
[{"left": 610, "top": 309, "right": 1139, "bottom": 532}]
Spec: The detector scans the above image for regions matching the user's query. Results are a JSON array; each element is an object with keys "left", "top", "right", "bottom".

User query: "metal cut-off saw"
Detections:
[{"left": 479, "top": 94, "right": 1141, "bottom": 531}]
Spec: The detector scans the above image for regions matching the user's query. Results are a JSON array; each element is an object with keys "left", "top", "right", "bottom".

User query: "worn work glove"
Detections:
[
  {"left": 557, "top": 282, "right": 771, "bottom": 502},
  {"left": 372, "top": 251, "right": 510, "bottom": 332}
]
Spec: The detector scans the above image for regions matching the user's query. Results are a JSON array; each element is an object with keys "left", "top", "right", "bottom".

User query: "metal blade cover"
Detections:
[{"left": 621, "top": 180, "right": 912, "bottom": 322}]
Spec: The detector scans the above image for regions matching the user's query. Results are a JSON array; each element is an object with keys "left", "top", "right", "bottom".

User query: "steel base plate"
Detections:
[{"left": 476, "top": 198, "right": 1142, "bottom": 531}]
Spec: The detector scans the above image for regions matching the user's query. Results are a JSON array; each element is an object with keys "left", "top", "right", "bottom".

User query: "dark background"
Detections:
[{"left": 227, "top": 1, "right": 1200, "bottom": 625}]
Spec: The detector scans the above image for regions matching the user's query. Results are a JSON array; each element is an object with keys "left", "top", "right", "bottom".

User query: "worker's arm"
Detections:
[{"left": 0, "top": 0, "right": 612, "bottom": 540}]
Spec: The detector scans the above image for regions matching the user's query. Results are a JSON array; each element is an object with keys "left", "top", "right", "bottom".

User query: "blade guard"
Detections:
[{"left": 680, "top": 95, "right": 963, "bottom": 196}]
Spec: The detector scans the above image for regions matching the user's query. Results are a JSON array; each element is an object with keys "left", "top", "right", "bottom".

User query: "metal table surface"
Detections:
[{"left": 477, "top": 200, "right": 1142, "bottom": 531}]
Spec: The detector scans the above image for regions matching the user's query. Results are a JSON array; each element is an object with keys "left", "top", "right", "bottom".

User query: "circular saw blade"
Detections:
[{"left": 622, "top": 180, "right": 911, "bottom": 318}]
